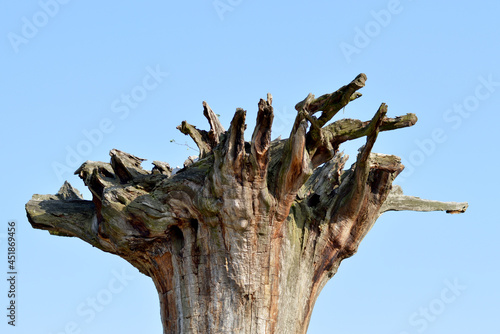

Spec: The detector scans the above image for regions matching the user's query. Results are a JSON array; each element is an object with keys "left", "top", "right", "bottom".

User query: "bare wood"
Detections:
[
  {"left": 110, "top": 149, "right": 149, "bottom": 182},
  {"left": 273, "top": 116, "right": 311, "bottom": 220},
  {"left": 309, "top": 111, "right": 417, "bottom": 168},
  {"left": 203, "top": 101, "right": 225, "bottom": 145},
  {"left": 381, "top": 185, "right": 469, "bottom": 214},
  {"left": 336, "top": 103, "right": 388, "bottom": 219},
  {"left": 26, "top": 74, "right": 468, "bottom": 334},
  {"left": 26, "top": 182, "right": 109, "bottom": 251},
  {"left": 176, "top": 102, "right": 225, "bottom": 159},
  {"left": 152, "top": 161, "right": 173, "bottom": 176},
  {"left": 250, "top": 97, "right": 274, "bottom": 180},
  {"left": 295, "top": 73, "right": 367, "bottom": 126},
  {"left": 223, "top": 108, "right": 247, "bottom": 176},
  {"left": 176, "top": 121, "right": 211, "bottom": 157}
]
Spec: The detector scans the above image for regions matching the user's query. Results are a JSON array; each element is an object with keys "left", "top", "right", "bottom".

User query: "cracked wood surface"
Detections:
[{"left": 26, "top": 74, "right": 467, "bottom": 334}]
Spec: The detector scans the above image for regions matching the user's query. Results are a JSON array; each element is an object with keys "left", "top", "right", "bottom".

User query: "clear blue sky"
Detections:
[{"left": 1, "top": 1, "right": 499, "bottom": 333}]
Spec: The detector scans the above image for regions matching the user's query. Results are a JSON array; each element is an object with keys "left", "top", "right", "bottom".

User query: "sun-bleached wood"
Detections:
[{"left": 26, "top": 74, "right": 467, "bottom": 334}]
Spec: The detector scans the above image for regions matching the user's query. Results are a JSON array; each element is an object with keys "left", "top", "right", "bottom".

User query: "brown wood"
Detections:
[{"left": 26, "top": 74, "right": 467, "bottom": 334}]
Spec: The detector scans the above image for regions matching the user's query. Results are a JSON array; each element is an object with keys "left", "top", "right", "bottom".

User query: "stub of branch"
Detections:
[
  {"left": 309, "top": 113, "right": 418, "bottom": 168},
  {"left": 110, "top": 149, "right": 149, "bottom": 183},
  {"left": 25, "top": 182, "right": 110, "bottom": 250},
  {"left": 274, "top": 117, "right": 311, "bottom": 213},
  {"left": 250, "top": 96, "right": 274, "bottom": 176},
  {"left": 152, "top": 161, "right": 172, "bottom": 176},
  {"left": 298, "top": 151, "right": 348, "bottom": 200},
  {"left": 57, "top": 181, "right": 84, "bottom": 200},
  {"left": 296, "top": 73, "right": 367, "bottom": 127},
  {"left": 177, "top": 102, "right": 225, "bottom": 159},
  {"left": 324, "top": 113, "right": 418, "bottom": 144},
  {"left": 75, "top": 161, "right": 118, "bottom": 200},
  {"left": 176, "top": 121, "right": 211, "bottom": 158},
  {"left": 203, "top": 101, "right": 225, "bottom": 146},
  {"left": 369, "top": 153, "right": 405, "bottom": 173},
  {"left": 358, "top": 103, "right": 387, "bottom": 165},
  {"left": 301, "top": 74, "right": 367, "bottom": 159},
  {"left": 337, "top": 104, "right": 388, "bottom": 217},
  {"left": 381, "top": 185, "right": 468, "bottom": 214},
  {"left": 224, "top": 108, "right": 246, "bottom": 173}
]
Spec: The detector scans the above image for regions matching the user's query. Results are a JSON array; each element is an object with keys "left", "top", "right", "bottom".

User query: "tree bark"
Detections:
[{"left": 26, "top": 74, "right": 467, "bottom": 334}]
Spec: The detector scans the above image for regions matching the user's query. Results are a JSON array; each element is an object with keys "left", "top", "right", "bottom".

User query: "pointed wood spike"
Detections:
[
  {"left": 224, "top": 108, "right": 247, "bottom": 171},
  {"left": 176, "top": 121, "right": 211, "bottom": 157},
  {"left": 203, "top": 101, "right": 225, "bottom": 145},
  {"left": 56, "top": 181, "right": 84, "bottom": 200},
  {"left": 250, "top": 97, "right": 274, "bottom": 176},
  {"left": 152, "top": 161, "right": 172, "bottom": 176},
  {"left": 110, "top": 149, "right": 149, "bottom": 183}
]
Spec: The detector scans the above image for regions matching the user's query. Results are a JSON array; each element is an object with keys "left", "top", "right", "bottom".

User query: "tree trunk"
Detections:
[{"left": 26, "top": 74, "right": 467, "bottom": 334}]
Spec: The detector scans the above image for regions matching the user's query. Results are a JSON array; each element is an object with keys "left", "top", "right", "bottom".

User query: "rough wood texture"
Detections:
[{"left": 26, "top": 74, "right": 467, "bottom": 334}]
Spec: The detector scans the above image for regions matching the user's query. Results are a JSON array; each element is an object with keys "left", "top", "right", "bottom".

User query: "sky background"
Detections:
[{"left": 1, "top": 0, "right": 499, "bottom": 333}]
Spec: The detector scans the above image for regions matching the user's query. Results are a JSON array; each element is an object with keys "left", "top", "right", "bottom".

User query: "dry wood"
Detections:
[{"left": 26, "top": 74, "right": 467, "bottom": 334}]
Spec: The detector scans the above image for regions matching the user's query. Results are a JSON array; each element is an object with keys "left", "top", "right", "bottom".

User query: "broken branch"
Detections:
[{"left": 381, "top": 185, "right": 468, "bottom": 214}]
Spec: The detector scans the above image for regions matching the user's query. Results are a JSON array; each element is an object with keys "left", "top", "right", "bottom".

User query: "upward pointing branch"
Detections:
[
  {"left": 250, "top": 94, "right": 274, "bottom": 179},
  {"left": 298, "top": 73, "right": 367, "bottom": 162},
  {"left": 339, "top": 103, "right": 388, "bottom": 218},
  {"left": 309, "top": 112, "right": 417, "bottom": 168},
  {"left": 295, "top": 73, "right": 367, "bottom": 127},
  {"left": 203, "top": 101, "right": 225, "bottom": 146},
  {"left": 224, "top": 108, "right": 246, "bottom": 176},
  {"left": 176, "top": 121, "right": 211, "bottom": 157},
  {"left": 177, "top": 101, "right": 225, "bottom": 158}
]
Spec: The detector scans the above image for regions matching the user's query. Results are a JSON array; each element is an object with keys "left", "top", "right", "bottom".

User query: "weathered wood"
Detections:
[
  {"left": 176, "top": 121, "right": 212, "bottom": 158},
  {"left": 152, "top": 161, "right": 173, "bottom": 176},
  {"left": 110, "top": 149, "right": 149, "bottom": 182},
  {"left": 202, "top": 101, "right": 225, "bottom": 146},
  {"left": 176, "top": 101, "right": 225, "bottom": 159},
  {"left": 381, "top": 185, "right": 469, "bottom": 214},
  {"left": 26, "top": 74, "right": 467, "bottom": 334},
  {"left": 250, "top": 96, "right": 273, "bottom": 180}
]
